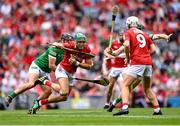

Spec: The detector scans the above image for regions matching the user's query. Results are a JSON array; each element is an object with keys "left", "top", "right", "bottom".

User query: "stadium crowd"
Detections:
[{"left": 0, "top": 0, "right": 179, "bottom": 108}]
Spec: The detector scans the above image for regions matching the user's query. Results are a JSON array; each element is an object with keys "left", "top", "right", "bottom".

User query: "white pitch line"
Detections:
[
  {"left": 26, "top": 114, "right": 180, "bottom": 119},
  {"left": 0, "top": 125, "right": 180, "bottom": 126},
  {"left": 0, "top": 125, "right": 179, "bottom": 126}
]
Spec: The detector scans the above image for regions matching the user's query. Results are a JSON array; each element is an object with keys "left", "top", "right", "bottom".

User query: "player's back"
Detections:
[
  {"left": 35, "top": 47, "right": 64, "bottom": 72},
  {"left": 124, "top": 28, "right": 153, "bottom": 65}
]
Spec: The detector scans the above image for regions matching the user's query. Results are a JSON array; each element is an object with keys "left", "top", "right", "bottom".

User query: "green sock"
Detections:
[
  {"left": 112, "top": 98, "right": 122, "bottom": 106},
  {"left": 9, "top": 92, "right": 17, "bottom": 99}
]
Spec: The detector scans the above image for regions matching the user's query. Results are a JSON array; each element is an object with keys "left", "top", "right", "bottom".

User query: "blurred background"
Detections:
[{"left": 0, "top": 0, "right": 179, "bottom": 110}]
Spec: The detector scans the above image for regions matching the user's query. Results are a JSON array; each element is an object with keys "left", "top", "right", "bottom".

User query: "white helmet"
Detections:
[{"left": 126, "top": 16, "right": 139, "bottom": 29}]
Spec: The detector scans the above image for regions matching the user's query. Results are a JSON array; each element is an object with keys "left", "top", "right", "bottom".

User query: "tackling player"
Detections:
[
  {"left": 30, "top": 32, "right": 94, "bottom": 113},
  {"left": 4, "top": 33, "right": 73, "bottom": 107}
]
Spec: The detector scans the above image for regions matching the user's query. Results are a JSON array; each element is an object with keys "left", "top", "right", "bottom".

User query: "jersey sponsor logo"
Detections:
[{"left": 49, "top": 51, "right": 57, "bottom": 57}]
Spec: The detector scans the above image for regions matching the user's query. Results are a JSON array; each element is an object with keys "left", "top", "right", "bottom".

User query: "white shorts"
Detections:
[
  {"left": 55, "top": 64, "right": 75, "bottom": 86},
  {"left": 109, "top": 67, "right": 125, "bottom": 79},
  {"left": 123, "top": 65, "right": 152, "bottom": 77},
  {"left": 28, "top": 61, "right": 50, "bottom": 79}
]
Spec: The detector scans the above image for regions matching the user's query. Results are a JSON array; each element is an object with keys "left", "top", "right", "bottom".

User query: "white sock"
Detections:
[
  {"left": 154, "top": 108, "right": 160, "bottom": 113},
  {"left": 38, "top": 101, "right": 42, "bottom": 106},
  {"left": 122, "top": 105, "right": 128, "bottom": 110},
  {"left": 105, "top": 103, "right": 109, "bottom": 106}
]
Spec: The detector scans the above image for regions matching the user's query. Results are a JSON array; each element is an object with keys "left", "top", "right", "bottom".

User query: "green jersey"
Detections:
[{"left": 34, "top": 47, "right": 64, "bottom": 73}]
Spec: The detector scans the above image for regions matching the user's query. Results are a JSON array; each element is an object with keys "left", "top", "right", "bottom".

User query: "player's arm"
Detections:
[
  {"left": 148, "top": 36, "right": 157, "bottom": 55},
  {"left": 48, "top": 55, "right": 56, "bottom": 71},
  {"left": 149, "top": 43, "right": 156, "bottom": 55},
  {"left": 102, "top": 58, "right": 109, "bottom": 76},
  {"left": 111, "top": 46, "right": 125, "bottom": 56},
  {"left": 79, "top": 58, "right": 94, "bottom": 70},
  {"left": 122, "top": 32, "right": 130, "bottom": 64},
  {"left": 48, "top": 48, "right": 58, "bottom": 71},
  {"left": 150, "top": 33, "right": 173, "bottom": 41},
  {"left": 123, "top": 39, "right": 130, "bottom": 65},
  {"left": 104, "top": 47, "right": 115, "bottom": 58},
  {"left": 69, "top": 54, "right": 93, "bottom": 70},
  {"left": 50, "top": 42, "right": 64, "bottom": 49}
]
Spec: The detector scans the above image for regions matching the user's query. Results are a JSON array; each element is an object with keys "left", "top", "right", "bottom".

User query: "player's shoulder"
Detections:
[
  {"left": 83, "top": 44, "right": 91, "bottom": 53},
  {"left": 64, "top": 41, "right": 75, "bottom": 48},
  {"left": 112, "top": 40, "right": 121, "bottom": 49}
]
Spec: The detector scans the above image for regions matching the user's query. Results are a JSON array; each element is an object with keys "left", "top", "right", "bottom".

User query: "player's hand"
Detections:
[
  {"left": 106, "top": 48, "right": 117, "bottom": 57},
  {"left": 124, "top": 58, "right": 129, "bottom": 66},
  {"left": 166, "top": 33, "right": 173, "bottom": 42},
  {"left": 52, "top": 42, "right": 63, "bottom": 49},
  {"left": 69, "top": 54, "right": 78, "bottom": 65},
  {"left": 105, "top": 55, "right": 115, "bottom": 59}
]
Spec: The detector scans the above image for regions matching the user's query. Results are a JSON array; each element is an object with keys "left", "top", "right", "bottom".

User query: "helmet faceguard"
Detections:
[
  {"left": 126, "top": 16, "right": 139, "bottom": 29},
  {"left": 74, "top": 32, "right": 87, "bottom": 42},
  {"left": 59, "top": 33, "right": 74, "bottom": 42},
  {"left": 137, "top": 22, "right": 144, "bottom": 30},
  {"left": 74, "top": 32, "right": 87, "bottom": 49}
]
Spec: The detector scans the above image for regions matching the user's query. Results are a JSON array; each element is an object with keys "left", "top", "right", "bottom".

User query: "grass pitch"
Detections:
[{"left": 0, "top": 108, "right": 180, "bottom": 125}]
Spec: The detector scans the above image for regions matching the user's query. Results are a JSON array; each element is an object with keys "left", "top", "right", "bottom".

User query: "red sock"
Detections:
[
  {"left": 39, "top": 99, "right": 48, "bottom": 105},
  {"left": 44, "top": 80, "right": 52, "bottom": 87},
  {"left": 153, "top": 105, "right": 160, "bottom": 109}
]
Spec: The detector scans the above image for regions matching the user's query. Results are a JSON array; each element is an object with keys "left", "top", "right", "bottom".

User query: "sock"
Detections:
[
  {"left": 44, "top": 80, "right": 52, "bottom": 87},
  {"left": 153, "top": 105, "right": 160, "bottom": 113},
  {"left": 105, "top": 103, "right": 110, "bottom": 106},
  {"left": 112, "top": 98, "right": 122, "bottom": 106},
  {"left": 122, "top": 103, "right": 128, "bottom": 110},
  {"left": 9, "top": 92, "right": 17, "bottom": 99},
  {"left": 39, "top": 99, "right": 48, "bottom": 106}
]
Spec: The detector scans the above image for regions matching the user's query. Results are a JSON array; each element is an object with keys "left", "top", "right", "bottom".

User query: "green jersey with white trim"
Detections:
[{"left": 34, "top": 47, "right": 64, "bottom": 73}]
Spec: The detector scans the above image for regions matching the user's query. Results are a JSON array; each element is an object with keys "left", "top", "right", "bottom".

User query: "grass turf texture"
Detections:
[{"left": 0, "top": 108, "right": 180, "bottom": 125}]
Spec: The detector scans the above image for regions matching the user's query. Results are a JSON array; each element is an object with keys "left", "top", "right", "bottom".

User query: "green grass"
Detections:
[{"left": 0, "top": 108, "right": 180, "bottom": 125}]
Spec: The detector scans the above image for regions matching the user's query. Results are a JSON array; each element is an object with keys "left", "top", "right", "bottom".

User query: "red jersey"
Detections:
[
  {"left": 60, "top": 41, "right": 91, "bottom": 74},
  {"left": 110, "top": 40, "right": 126, "bottom": 68},
  {"left": 124, "top": 28, "right": 153, "bottom": 65}
]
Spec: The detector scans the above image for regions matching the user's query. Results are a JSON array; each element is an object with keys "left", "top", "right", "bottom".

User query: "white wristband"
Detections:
[{"left": 75, "top": 61, "right": 80, "bottom": 66}]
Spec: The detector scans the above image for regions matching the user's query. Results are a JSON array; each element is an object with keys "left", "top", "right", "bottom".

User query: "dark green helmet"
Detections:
[
  {"left": 60, "top": 33, "right": 74, "bottom": 41},
  {"left": 137, "top": 22, "right": 144, "bottom": 30},
  {"left": 74, "top": 32, "right": 87, "bottom": 42}
]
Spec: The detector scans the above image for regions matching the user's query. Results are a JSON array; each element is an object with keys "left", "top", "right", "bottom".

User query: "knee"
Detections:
[{"left": 59, "top": 89, "right": 68, "bottom": 97}]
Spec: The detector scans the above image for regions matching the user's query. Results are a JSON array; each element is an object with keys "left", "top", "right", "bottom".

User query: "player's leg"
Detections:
[
  {"left": 28, "top": 85, "right": 53, "bottom": 114},
  {"left": 107, "top": 78, "right": 122, "bottom": 112},
  {"left": 142, "top": 76, "right": 162, "bottom": 115},
  {"left": 37, "top": 85, "right": 52, "bottom": 101},
  {"left": 109, "top": 78, "right": 141, "bottom": 111},
  {"left": 5, "top": 72, "right": 39, "bottom": 107},
  {"left": 30, "top": 77, "right": 70, "bottom": 114},
  {"left": 31, "top": 65, "right": 72, "bottom": 112},
  {"left": 113, "top": 73, "right": 136, "bottom": 115},
  {"left": 104, "top": 76, "right": 117, "bottom": 109},
  {"left": 113, "top": 65, "right": 145, "bottom": 116}
]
